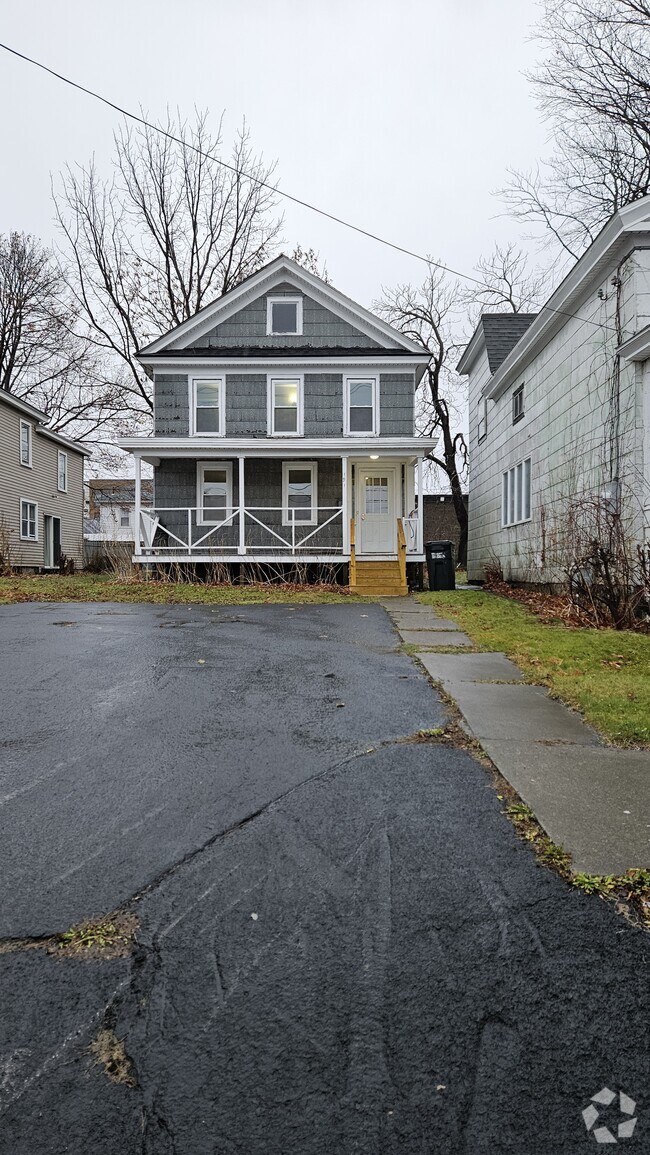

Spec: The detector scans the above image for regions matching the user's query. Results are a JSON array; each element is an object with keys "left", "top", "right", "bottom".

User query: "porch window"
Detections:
[
  {"left": 20, "top": 421, "right": 32, "bottom": 466},
  {"left": 197, "top": 461, "right": 233, "bottom": 525},
  {"left": 57, "top": 451, "right": 68, "bottom": 492},
  {"left": 269, "top": 377, "right": 302, "bottom": 435},
  {"left": 192, "top": 378, "right": 223, "bottom": 435},
  {"left": 502, "top": 457, "right": 531, "bottom": 526},
  {"left": 20, "top": 500, "right": 38, "bottom": 540},
  {"left": 345, "top": 377, "right": 378, "bottom": 435},
  {"left": 282, "top": 462, "right": 317, "bottom": 526},
  {"left": 267, "top": 296, "right": 302, "bottom": 335}
]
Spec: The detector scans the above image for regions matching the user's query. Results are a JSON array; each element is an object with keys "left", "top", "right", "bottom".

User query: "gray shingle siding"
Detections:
[
  {"left": 154, "top": 457, "right": 343, "bottom": 551},
  {"left": 154, "top": 371, "right": 415, "bottom": 437},
  {"left": 154, "top": 374, "right": 189, "bottom": 436},
  {"left": 192, "top": 289, "right": 382, "bottom": 350},
  {"left": 379, "top": 374, "right": 414, "bottom": 436}
]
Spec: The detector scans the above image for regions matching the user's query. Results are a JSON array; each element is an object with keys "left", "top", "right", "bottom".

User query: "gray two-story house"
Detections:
[
  {"left": 119, "top": 256, "right": 432, "bottom": 594},
  {"left": 0, "top": 389, "right": 89, "bottom": 570}
]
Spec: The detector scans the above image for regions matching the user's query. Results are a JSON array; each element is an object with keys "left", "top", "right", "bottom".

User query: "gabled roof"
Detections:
[
  {"left": 0, "top": 387, "right": 91, "bottom": 455},
  {"left": 138, "top": 255, "right": 428, "bottom": 358},
  {"left": 457, "top": 313, "right": 538, "bottom": 376}
]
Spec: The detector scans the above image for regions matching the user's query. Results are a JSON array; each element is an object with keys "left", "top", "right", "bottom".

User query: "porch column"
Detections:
[
  {"left": 417, "top": 456, "right": 424, "bottom": 553},
  {"left": 134, "top": 454, "right": 142, "bottom": 556},
  {"left": 341, "top": 456, "right": 349, "bottom": 555},
  {"left": 238, "top": 456, "right": 246, "bottom": 555}
]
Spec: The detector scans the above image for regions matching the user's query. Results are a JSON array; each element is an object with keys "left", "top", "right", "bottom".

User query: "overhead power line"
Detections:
[{"left": 0, "top": 39, "right": 622, "bottom": 337}]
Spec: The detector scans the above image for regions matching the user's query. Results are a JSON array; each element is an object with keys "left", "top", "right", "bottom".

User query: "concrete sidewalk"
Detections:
[{"left": 382, "top": 598, "right": 650, "bottom": 875}]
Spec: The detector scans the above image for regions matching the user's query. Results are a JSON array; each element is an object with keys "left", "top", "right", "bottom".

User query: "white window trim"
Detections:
[
  {"left": 189, "top": 375, "right": 226, "bottom": 437},
  {"left": 19, "top": 420, "right": 32, "bottom": 467},
  {"left": 57, "top": 451, "right": 68, "bottom": 492},
  {"left": 268, "top": 374, "right": 304, "bottom": 437},
  {"left": 266, "top": 295, "right": 303, "bottom": 336},
  {"left": 512, "top": 383, "right": 525, "bottom": 425},
  {"left": 196, "top": 460, "right": 233, "bottom": 526},
  {"left": 20, "top": 498, "right": 38, "bottom": 541},
  {"left": 282, "top": 461, "right": 318, "bottom": 527},
  {"left": 343, "top": 375, "right": 379, "bottom": 437},
  {"left": 502, "top": 457, "right": 532, "bottom": 527}
]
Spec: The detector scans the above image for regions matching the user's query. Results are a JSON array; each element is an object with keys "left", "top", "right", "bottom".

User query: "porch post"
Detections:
[
  {"left": 134, "top": 454, "right": 142, "bottom": 556},
  {"left": 238, "top": 455, "right": 246, "bottom": 555},
  {"left": 417, "top": 456, "right": 424, "bottom": 554},
  {"left": 341, "top": 455, "right": 349, "bottom": 555}
]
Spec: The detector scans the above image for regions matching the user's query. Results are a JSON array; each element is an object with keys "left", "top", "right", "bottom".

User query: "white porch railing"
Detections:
[
  {"left": 137, "top": 506, "right": 345, "bottom": 558},
  {"left": 402, "top": 516, "right": 422, "bottom": 555}
]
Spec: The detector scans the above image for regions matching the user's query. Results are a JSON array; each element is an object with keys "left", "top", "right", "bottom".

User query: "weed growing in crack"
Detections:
[{"left": 88, "top": 1029, "right": 138, "bottom": 1087}]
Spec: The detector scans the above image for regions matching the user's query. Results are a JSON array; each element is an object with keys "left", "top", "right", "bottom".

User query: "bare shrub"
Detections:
[{"left": 565, "top": 490, "right": 649, "bottom": 628}]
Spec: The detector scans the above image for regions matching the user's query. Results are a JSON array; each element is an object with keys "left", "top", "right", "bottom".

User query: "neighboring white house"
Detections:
[
  {"left": 84, "top": 479, "right": 154, "bottom": 543},
  {"left": 458, "top": 195, "right": 650, "bottom": 584}
]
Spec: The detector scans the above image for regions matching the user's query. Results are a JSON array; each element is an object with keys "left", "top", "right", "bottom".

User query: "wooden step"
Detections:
[{"left": 350, "top": 558, "right": 406, "bottom": 596}]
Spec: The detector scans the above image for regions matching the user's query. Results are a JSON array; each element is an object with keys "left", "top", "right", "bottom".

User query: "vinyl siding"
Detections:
[
  {"left": 467, "top": 248, "right": 650, "bottom": 583},
  {"left": 0, "top": 400, "right": 85, "bottom": 568}
]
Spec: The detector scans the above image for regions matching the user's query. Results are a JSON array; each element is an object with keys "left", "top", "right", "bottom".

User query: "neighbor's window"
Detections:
[
  {"left": 478, "top": 397, "right": 488, "bottom": 442},
  {"left": 512, "top": 384, "right": 525, "bottom": 424},
  {"left": 19, "top": 421, "right": 32, "bottom": 466},
  {"left": 192, "top": 378, "right": 223, "bottom": 435},
  {"left": 502, "top": 458, "right": 531, "bottom": 526},
  {"left": 345, "top": 377, "right": 378, "bottom": 435},
  {"left": 270, "top": 377, "right": 302, "bottom": 435},
  {"left": 119, "top": 507, "right": 131, "bottom": 528},
  {"left": 197, "top": 461, "right": 233, "bottom": 525},
  {"left": 57, "top": 451, "right": 68, "bottom": 492},
  {"left": 20, "top": 500, "right": 38, "bottom": 540},
  {"left": 282, "top": 461, "right": 317, "bottom": 526},
  {"left": 267, "top": 296, "right": 302, "bottom": 336}
]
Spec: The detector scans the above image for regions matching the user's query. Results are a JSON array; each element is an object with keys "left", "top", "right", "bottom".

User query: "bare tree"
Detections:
[
  {"left": 502, "top": 0, "right": 650, "bottom": 258},
  {"left": 54, "top": 111, "right": 282, "bottom": 423},
  {"left": 291, "top": 244, "right": 331, "bottom": 284},
  {"left": 0, "top": 230, "right": 118, "bottom": 442},
  {"left": 462, "top": 243, "right": 548, "bottom": 316},
  {"left": 376, "top": 267, "right": 469, "bottom": 563}
]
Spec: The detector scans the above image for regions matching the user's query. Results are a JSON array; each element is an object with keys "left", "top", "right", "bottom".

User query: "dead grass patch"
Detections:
[{"left": 88, "top": 1028, "right": 138, "bottom": 1087}]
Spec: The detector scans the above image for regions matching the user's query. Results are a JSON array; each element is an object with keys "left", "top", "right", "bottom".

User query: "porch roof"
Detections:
[{"left": 118, "top": 435, "right": 435, "bottom": 463}]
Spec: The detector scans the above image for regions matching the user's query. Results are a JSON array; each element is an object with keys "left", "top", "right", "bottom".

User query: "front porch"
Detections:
[{"left": 130, "top": 445, "right": 426, "bottom": 575}]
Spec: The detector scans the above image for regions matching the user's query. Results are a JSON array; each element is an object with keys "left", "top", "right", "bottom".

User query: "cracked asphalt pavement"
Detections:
[{"left": 1, "top": 602, "right": 649, "bottom": 1153}]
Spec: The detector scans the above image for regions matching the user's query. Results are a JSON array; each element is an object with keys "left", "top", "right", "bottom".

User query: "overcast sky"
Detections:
[{"left": 0, "top": 0, "right": 549, "bottom": 309}]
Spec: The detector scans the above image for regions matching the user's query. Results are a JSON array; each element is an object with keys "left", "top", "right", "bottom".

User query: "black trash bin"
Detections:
[{"left": 425, "top": 540, "right": 455, "bottom": 591}]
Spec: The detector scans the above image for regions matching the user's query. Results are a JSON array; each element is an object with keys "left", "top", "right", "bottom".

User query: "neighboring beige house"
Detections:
[
  {"left": 458, "top": 194, "right": 650, "bottom": 584},
  {"left": 0, "top": 390, "right": 89, "bottom": 570}
]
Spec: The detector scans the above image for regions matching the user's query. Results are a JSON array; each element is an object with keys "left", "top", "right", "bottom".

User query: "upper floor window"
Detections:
[
  {"left": 344, "top": 376, "right": 378, "bottom": 435},
  {"left": 282, "top": 461, "right": 317, "bottom": 526},
  {"left": 119, "top": 507, "right": 131, "bottom": 528},
  {"left": 197, "top": 461, "right": 233, "bottom": 525},
  {"left": 20, "top": 420, "right": 32, "bottom": 466},
  {"left": 20, "top": 500, "right": 38, "bottom": 540},
  {"left": 192, "top": 377, "right": 224, "bottom": 435},
  {"left": 57, "top": 451, "right": 68, "bottom": 492},
  {"left": 267, "top": 296, "right": 303, "bottom": 336},
  {"left": 502, "top": 458, "right": 531, "bottom": 526},
  {"left": 478, "top": 397, "right": 488, "bottom": 442},
  {"left": 512, "top": 384, "right": 525, "bottom": 424},
  {"left": 269, "top": 376, "right": 303, "bottom": 435}
]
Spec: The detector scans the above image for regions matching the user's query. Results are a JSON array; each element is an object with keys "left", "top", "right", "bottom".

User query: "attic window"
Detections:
[{"left": 267, "top": 296, "right": 302, "bottom": 336}]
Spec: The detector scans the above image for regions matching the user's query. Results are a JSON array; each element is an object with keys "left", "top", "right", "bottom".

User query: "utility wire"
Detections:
[{"left": 0, "top": 39, "right": 623, "bottom": 338}]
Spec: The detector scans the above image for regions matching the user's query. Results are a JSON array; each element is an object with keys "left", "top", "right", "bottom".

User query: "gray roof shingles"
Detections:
[{"left": 479, "top": 313, "right": 538, "bottom": 374}]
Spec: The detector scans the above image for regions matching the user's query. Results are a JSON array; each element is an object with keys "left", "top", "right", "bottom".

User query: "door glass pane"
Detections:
[{"left": 365, "top": 476, "right": 389, "bottom": 515}]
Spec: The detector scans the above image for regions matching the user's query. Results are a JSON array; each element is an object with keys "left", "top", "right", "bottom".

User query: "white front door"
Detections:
[{"left": 357, "top": 467, "right": 396, "bottom": 554}]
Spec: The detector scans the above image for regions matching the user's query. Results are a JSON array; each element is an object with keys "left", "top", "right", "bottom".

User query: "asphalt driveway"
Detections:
[{"left": 1, "top": 602, "right": 649, "bottom": 1153}]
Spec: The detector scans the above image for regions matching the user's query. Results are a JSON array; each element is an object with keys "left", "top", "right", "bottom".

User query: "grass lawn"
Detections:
[
  {"left": 418, "top": 589, "right": 650, "bottom": 747},
  {"left": 0, "top": 573, "right": 362, "bottom": 606}
]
